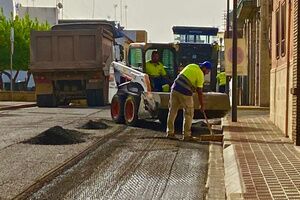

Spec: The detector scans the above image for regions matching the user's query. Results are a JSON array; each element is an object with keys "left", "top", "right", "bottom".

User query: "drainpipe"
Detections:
[{"left": 285, "top": 0, "right": 292, "bottom": 138}]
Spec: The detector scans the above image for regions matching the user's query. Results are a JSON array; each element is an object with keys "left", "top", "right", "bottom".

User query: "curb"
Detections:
[
  {"left": 0, "top": 103, "right": 36, "bottom": 111},
  {"left": 222, "top": 118, "right": 245, "bottom": 200}
]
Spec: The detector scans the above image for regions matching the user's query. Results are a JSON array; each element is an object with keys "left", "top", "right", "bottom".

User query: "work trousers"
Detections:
[{"left": 166, "top": 90, "right": 194, "bottom": 137}]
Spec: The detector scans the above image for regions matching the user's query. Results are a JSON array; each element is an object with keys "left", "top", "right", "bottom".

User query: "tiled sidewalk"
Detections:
[{"left": 224, "top": 109, "right": 300, "bottom": 200}]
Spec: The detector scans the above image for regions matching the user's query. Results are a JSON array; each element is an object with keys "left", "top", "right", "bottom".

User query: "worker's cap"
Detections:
[{"left": 199, "top": 61, "right": 212, "bottom": 70}]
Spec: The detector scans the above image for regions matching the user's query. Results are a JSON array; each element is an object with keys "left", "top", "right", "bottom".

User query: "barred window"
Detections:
[
  {"left": 281, "top": 1, "right": 286, "bottom": 56},
  {"left": 276, "top": 8, "right": 280, "bottom": 59}
]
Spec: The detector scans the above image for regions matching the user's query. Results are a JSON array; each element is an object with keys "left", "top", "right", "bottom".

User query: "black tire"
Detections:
[
  {"left": 36, "top": 94, "right": 57, "bottom": 107},
  {"left": 86, "top": 89, "right": 104, "bottom": 107},
  {"left": 124, "top": 95, "right": 139, "bottom": 126},
  {"left": 158, "top": 109, "right": 183, "bottom": 130},
  {"left": 158, "top": 109, "right": 169, "bottom": 126},
  {"left": 111, "top": 94, "right": 125, "bottom": 123}
]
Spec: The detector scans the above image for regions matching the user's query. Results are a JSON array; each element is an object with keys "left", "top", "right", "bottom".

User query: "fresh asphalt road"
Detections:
[
  {"left": 30, "top": 122, "right": 209, "bottom": 200},
  {"left": 0, "top": 106, "right": 210, "bottom": 200}
]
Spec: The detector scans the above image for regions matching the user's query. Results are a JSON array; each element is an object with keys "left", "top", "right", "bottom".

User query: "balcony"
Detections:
[{"left": 237, "top": 0, "right": 258, "bottom": 21}]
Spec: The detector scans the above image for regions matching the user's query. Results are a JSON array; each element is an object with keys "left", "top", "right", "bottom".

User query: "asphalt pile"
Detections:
[
  {"left": 80, "top": 120, "right": 108, "bottom": 130},
  {"left": 24, "top": 126, "right": 86, "bottom": 145}
]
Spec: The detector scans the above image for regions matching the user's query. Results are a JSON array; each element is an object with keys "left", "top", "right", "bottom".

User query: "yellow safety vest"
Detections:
[
  {"left": 145, "top": 61, "right": 167, "bottom": 77},
  {"left": 217, "top": 72, "right": 226, "bottom": 86}
]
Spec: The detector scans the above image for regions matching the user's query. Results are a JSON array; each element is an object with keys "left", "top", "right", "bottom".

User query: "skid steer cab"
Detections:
[{"left": 109, "top": 43, "right": 231, "bottom": 126}]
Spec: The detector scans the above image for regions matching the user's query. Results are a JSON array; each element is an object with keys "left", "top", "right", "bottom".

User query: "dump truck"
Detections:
[
  {"left": 30, "top": 22, "right": 123, "bottom": 107},
  {"left": 173, "top": 26, "right": 220, "bottom": 92},
  {"left": 110, "top": 42, "right": 230, "bottom": 126}
]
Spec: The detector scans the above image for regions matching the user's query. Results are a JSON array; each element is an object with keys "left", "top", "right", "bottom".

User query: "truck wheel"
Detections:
[
  {"left": 111, "top": 94, "right": 125, "bottom": 123},
  {"left": 158, "top": 109, "right": 168, "bottom": 126},
  {"left": 124, "top": 95, "right": 139, "bottom": 126},
  {"left": 37, "top": 94, "right": 57, "bottom": 107},
  {"left": 158, "top": 109, "right": 183, "bottom": 130},
  {"left": 87, "top": 89, "right": 104, "bottom": 107}
]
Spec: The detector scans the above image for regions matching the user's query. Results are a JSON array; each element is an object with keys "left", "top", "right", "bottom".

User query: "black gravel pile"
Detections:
[
  {"left": 80, "top": 120, "right": 108, "bottom": 130},
  {"left": 24, "top": 126, "right": 86, "bottom": 145}
]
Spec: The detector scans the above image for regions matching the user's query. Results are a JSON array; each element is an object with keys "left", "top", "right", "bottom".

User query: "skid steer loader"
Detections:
[{"left": 109, "top": 43, "right": 230, "bottom": 126}]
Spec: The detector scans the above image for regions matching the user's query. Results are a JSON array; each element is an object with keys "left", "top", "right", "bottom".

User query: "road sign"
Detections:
[{"left": 224, "top": 38, "right": 248, "bottom": 76}]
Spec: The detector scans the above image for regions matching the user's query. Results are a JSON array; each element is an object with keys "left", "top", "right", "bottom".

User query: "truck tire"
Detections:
[
  {"left": 36, "top": 94, "right": 57, "bottom": 107},
  {"left": 158, "top": 109, "right": 183, "bottom": 130},
  {"left": 124, "top": 95, "right": 139, "bottom": 126},
  {"left": 111, "top": 94, "right": 125, "bottom": 123},
  {"left": 87, "top": 89, "right": 104, "bottom": 107}
]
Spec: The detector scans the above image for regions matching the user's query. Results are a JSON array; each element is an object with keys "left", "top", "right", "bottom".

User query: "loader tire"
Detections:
[
  {"left": 124, "top": 95, "right": 139, "bottom": 126},
  {"left": 111, "top": 94, "right": 125, "bottom": 124}
]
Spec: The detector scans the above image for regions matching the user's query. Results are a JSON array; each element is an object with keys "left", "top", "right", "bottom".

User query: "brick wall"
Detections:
[{"left": 292, "top": 0, "right": 300, "bottom": 145}]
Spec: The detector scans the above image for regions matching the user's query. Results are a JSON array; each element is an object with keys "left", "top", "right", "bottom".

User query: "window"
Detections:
[
  {"left": 276, "top": 8, "right": 280, "bottom": 59},
  {"left": 187, "top": 35, "right": 194, "bottom": 43},
  {"left": 162, "top": 49, "right": 175, "bottom": 78},
  {"left": 281, "top": 1, "right": 286, "bottom": 56},
  {"left": 145, "top": 49, "right": 176, "bottom": 78},
  {"left": 129, "top": 48, "right": 143, "bottom": 71}
]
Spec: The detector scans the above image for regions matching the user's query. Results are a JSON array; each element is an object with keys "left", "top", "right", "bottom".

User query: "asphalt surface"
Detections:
[
  {"left": 0, "top": 106, "right": 211, "bottom": 199},
  {"left": 29, "top": 120, "right": 210, "bottom": 200}
]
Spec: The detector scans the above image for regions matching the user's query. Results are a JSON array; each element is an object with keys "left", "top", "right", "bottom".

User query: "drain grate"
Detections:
[{"left": 23, "top": 126, "right": 86, "bottom": 145}]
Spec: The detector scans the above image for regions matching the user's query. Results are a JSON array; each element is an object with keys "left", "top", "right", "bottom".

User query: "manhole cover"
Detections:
[
  {"left": 23, "top": 126, "right": 86, "bottom": 145},
  {"left": 79, "top": 120, "right": 108, "bottom": 130}
]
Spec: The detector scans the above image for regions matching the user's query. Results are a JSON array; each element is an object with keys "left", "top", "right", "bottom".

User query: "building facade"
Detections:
[
  {"left": 270, "top": 0, "right": 300, "bottom": 145},
  {"left": 237, "top": 0, "right": 272, "bottom": 107},
  {"left": 270, "top": 0, "right": 295, "bottom": 141},
  {"left": 0, "top": 0, "right": 58, "bottom": 25}
]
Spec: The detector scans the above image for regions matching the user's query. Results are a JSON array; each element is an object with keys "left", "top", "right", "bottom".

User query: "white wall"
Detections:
[
  {"left": 18, "top": 7, "right": 58, "bottom": 25},
  {"left": 0, "top": 0, "right": 15, "bottom": 19}
]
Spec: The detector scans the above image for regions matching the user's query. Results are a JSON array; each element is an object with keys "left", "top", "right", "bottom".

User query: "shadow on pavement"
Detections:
[{"left": 228, "top": 125, "right": 272, "bottom": 132}]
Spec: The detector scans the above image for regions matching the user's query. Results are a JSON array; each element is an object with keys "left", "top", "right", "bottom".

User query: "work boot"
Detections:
[
  {"left": 181, "top": 135, "right": 193, "bottom": 142},
  {"left": 166, "top": 134, "right": 176, "bottom": 139}
]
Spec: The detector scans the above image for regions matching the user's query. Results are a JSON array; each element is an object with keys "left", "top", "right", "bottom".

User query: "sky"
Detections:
[{"left": 15, "top": 0, "right": 227, "bottom": 42}]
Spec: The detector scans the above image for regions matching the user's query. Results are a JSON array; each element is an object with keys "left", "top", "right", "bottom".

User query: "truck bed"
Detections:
[{"left": 30, "top": 29, "right": 113, "bottom": 72}]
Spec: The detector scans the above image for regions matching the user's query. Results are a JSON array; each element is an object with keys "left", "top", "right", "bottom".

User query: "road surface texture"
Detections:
[
  {"left": 0, "top": 106, "right": 122, "bottom": 199},
  {"left": 29, "top": 121, "right": 209, "bottom": 200},
  {"left": 0, "top": 106, "right": 211, "bottom": 199}
]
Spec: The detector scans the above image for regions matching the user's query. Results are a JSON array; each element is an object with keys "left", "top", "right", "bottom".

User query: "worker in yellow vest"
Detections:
[
  {"left": 166, "top": 61, "right": 212, "bottom": 141},
  {"left": 145, "top": 51, "right": 170, "bottom": 92},
  {"left": 216, "top": 68, "right": 226, "bottom": 93}
]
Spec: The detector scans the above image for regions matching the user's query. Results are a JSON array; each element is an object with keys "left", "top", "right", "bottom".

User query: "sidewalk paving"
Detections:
[
  {"left": 0, "top": 101, "right": 36, "bottom": 110},
  {"left": 223, "top": 108, "right": 300, "bottom": 200}
]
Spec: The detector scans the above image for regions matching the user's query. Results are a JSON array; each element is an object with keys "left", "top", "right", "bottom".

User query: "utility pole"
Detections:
[
  {"left": 125, "top": 5, "right": 128, "bottom": 28},
  {"left": 10, "top": 27, "right": 14, "bottom": 101},
  {"left": 92, "top": 0, "right": 95, "bottom": 19},
  {"left": 225, "top": 0, "right": 230, "bottom": 94},
  {"left": 232, "top": 0, "right": 238, "bottom": 122},
  {"left": 114, "top": 4, "right": 118, "bottom": 21},
  {"left": 120, "top": 0, "right": 123, "bottom": 25}
]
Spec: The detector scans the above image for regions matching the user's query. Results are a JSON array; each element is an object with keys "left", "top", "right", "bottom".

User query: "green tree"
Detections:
[{"left": 0, "top": 10, "right": 50, "bottom": 89}]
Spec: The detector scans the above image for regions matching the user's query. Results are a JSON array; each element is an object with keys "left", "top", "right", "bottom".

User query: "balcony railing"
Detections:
[{"left": 237, "top": 0, "right": 258, "bottom": 20}]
